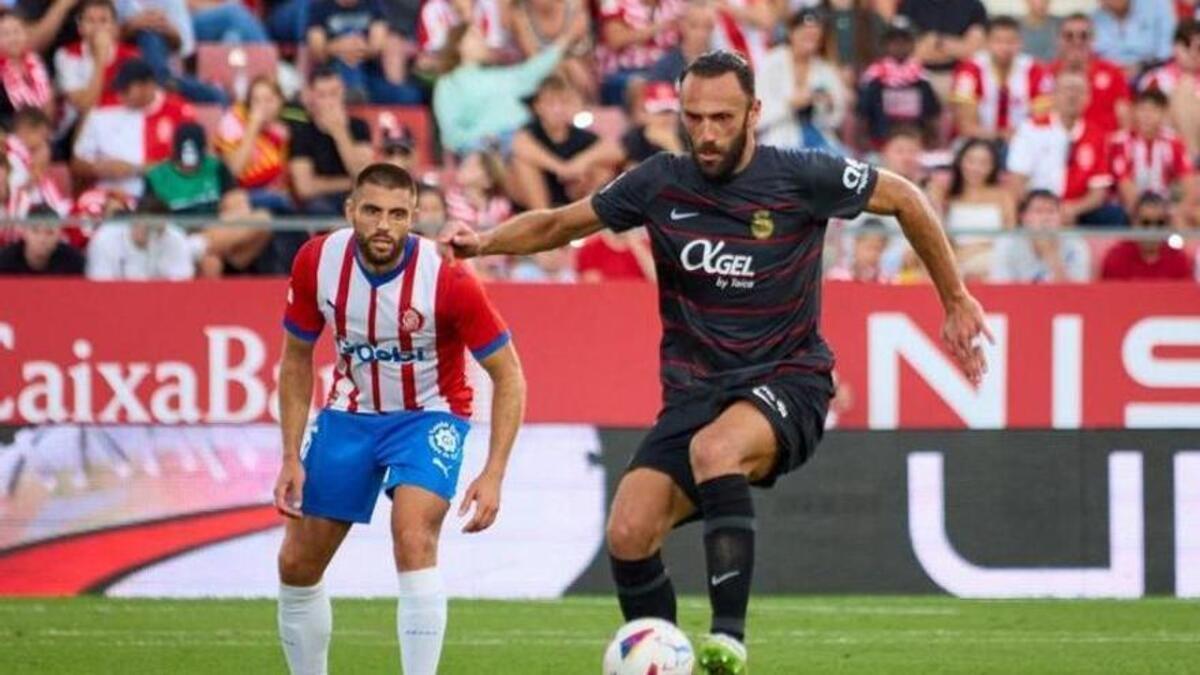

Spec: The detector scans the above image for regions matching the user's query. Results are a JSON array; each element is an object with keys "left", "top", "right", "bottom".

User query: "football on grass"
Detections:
[{"left": 602, "top": 618, "right": 695, "bottom": 675}]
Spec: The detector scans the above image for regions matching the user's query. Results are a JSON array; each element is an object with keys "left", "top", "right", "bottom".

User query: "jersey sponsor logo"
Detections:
[
  {"left": 428, "top": 421, "right": 462, "bottom": 479},
  {"left": 400, "top": 307, "right": 425, "bottom": 333},
  {"left": 843, "top": 158, "right": 871, "bottom": 195},
  {"left": 670, "top": 208, "right": 700, "bottom": 221},
  {"left": 338, "top": 340, "right": 428, "bottom": 363},
  {"left": 680, "top": 239, "right": 755, "bottom": 280},
  {"left": 750, "top": 210, "right": 774, "bottom": 239}
]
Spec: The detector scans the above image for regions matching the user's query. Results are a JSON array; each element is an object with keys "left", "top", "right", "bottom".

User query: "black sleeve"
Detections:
[
  {"left": 290, "top": 124, "right": 316, "bottom": 160},
  {"left": 349, "top": 117, "right": 372, "bottom": 143},
  {"left": 591, "top": 152, "right": 666, "bottom": 233},
  {"left": 784, "top": 149, "right": 878, "bottom": 220}
]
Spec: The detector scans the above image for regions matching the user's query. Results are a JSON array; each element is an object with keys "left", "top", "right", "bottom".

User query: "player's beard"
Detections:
[
  {"left": 355, "top": 230, "right": 403, "bottom": 268},
  {"left": 688, "top": 116, "right": 750, "bottom": 182}
]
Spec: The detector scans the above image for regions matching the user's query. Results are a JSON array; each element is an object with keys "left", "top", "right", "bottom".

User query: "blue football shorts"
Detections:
[{"left": 299, "top": 408, "right": 471, "bottom": 523}]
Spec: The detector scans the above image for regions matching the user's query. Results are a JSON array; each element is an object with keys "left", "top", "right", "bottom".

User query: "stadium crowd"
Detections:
[{"left": 0, "top": 0, "right": 1197, "bottom": 282}]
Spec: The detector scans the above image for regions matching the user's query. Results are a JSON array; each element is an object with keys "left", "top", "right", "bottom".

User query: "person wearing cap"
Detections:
[
  {"left": 620, "top": 80, "right": 685, "bottom": 166},
  {"left": 71, "top": 56, "right": 195, "bottom": 199},
  {"left": 215, "top": 75, "right": 294, "bottom": 215},
  {"left": 141, "top": 122, "right": 276, "bottom": 276},
  {"left": 757, "top": 8, "right": 847, "bottom": 152},
  {"left": 856, "top": 17, "right": 941, "bottom": 148},
  {"left": 381, "top": 122, "right": 416, "bottom": 171},
  {"left": 511, "top": 73, "right": 624, "bottom": 209}
]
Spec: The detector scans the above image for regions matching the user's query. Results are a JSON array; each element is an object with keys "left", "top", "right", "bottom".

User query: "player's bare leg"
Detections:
[
  {"left": 391, "top": 485, "right": 451, "bottom": 675},
  {"left": 606, "top": 468, "right": 696, "bottom": 623},
  {"left": 690, "top": 401, "right": 779, "bottom": 674},
  {"left": 277, "top": 516, "right": 352, "bottom": 675}
]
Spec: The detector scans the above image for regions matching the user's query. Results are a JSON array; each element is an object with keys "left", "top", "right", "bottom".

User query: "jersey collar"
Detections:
[{"left": 354, "top": 234, "right": 417, "bottom": 287}]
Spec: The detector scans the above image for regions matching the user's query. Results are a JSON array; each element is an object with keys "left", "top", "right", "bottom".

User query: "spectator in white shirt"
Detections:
[
  {"left": 86, "top": 218, "right": 195, "bottom": 280},
  {"left": 990, "top": 189, "right": 1091, "bottom": 283}
]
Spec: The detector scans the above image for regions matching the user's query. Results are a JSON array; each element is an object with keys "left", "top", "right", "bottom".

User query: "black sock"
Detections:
[
  {"left": 610, "top": 552, "right": 677, "bottom": 623},
  {"left": 698, "top": 474, "right": 755, "bottom": 642}
]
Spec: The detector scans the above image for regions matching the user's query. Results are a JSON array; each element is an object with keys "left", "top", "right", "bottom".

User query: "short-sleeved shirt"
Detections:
[
  {"left": 1006, "top": 114, "right": 1112, "bottom": 200},
  {"left": 0, "top": 240, "right": 85, "bottom": 275},
  {"left": 1101, "top": 241, "right": 1195, "bottom": 280},
  {"left": 289, "top": 116, "right": 371, "bottom": 178},
  {"left": 215, "top": 105, "right": 290, "bottom": 189},
  {"left": 1109, "top": 129, "right": 1193, "bottom": 196},
  {"left": 1049, "top": 58, "right": 1132, "bottom": 134},
  {"left": 307, "top": 0, "right": 384, "bottom": 38},
  {"left": 590, "top": 148, "right": 878, "bottom": 402},
  {"left": 523, "top": 118, "right": 598, "bottom": 207},
  {"left": 141, "top": 156, "right": 237, "bottom": 215},
  {"left": 284, "top": 230, "right": 509, "bottom": 417},
  {"left": 72, "top": 93, "right": 196, "bottom": 197}
]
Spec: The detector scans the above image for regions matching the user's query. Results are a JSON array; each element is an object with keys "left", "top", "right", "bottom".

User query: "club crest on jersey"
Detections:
[
  {"left": 750, "top": 210, "right": 774, "bottom": 240},
  {"left": 400, "top": 307, "right": 425, "bottom": 333},
  {"left": 428, "top": 422, "right": 462, "bottom": 460}
]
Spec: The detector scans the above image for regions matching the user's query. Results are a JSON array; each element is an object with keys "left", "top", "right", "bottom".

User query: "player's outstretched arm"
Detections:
[
  {"left": 459, "top": 343, "right": 527, "bottom": 533},
  {"left": 441, "top": 197, "right": 605, "bottom": 259},
  {"left": 865, "top": 169, "right": 994, "bottom": 384},
  {"left": 274, "top": 334, "right": 315, "bottom": 518}
]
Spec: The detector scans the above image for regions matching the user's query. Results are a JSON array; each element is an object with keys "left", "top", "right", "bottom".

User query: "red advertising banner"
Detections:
[{"left": 1, "top": 280, "right": 1198, "bottom": 429}]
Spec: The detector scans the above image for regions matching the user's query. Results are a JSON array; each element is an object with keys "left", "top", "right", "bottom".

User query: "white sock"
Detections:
[
  {"left": 397, "top": 567, "right": 448, "bottom": 675},
  {"left": 278, "top": 581, "right": 332, "bottom": 675}
]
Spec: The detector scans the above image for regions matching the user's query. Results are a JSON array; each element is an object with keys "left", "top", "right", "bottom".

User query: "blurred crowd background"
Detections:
[{"left": 0, "top": 0, "right": 1197, "bottom": 284}]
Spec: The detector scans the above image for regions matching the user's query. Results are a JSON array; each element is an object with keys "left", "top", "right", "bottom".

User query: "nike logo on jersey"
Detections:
[
  {"left": 670, "top": 208, "right": 700, "bottom": 221},
  {"left": 711, "top": 570, "right": 741, "bottom": 587}
]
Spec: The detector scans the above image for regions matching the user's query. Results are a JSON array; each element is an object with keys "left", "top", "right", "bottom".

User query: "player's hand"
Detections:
[
  {"left": 458, "top": 470, "right": 502, "bottom": 533},
  {"left": 438, "top": 221, "right": 483, "bottom": 260},
  {"left": 273, "top": 457, "right": 305, "bottom": 519},
  {"left": 942, "top": 293, "right": 994, "bottom": 386}
]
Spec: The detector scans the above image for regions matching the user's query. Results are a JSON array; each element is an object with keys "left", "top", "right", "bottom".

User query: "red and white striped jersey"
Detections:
[
  {"left": 416, "top": 0, "right": 507, "bottom": 54},
  {"left": 596, "top": 0, "right": 684, "bottom": 75},
  {"left": 283, "top": 230, "right": 510, "bottom": 418},
  {"left": 1109, "top": 128, "right": 1194, "bottom": 195},
  {"left": 951, "top": 52, "right": 1051, "bottom": 135},
  {"left": 711, "top": 0, "right": 770, "bottom": 72}
]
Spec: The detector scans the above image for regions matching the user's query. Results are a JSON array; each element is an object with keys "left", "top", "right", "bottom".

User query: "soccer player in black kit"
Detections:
[{"left": 444, "top": 51, "right": 991, "bottom": 674}]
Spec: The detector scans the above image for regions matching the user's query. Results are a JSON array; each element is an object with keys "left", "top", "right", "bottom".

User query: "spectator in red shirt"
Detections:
[
  {"left": 1109, "top": 88, "right": 1198, "bottom": 220},
  {"left": 1050, "top": 13, "right": 1132, "bottom": 134},
  {"left": 1101, "top": 192, "right": 1196, "bottom": 279},
  {"left": 576, "top": 229, "right": 655, "bottom": 282},
  {"left": 0, "top": 9, "right": 53, "bottom": 129},
  {"left": 596, "top": 0, "right": 684, "bottom": 105},
  {"left": 1139, "top": 20, "right": 1200, "bottom": 158}
]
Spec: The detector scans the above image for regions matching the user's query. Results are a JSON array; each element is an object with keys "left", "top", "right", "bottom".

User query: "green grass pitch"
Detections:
[{"left": 0, "top": 596, "right": 1197, "bottom": 673}]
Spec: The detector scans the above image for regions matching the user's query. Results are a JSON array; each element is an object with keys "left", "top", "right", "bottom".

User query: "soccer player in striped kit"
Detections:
[
  {"left": 273, "top": 163, "right": 526, "bottom": 675},
  {"left": 444, "top": 51, "right": 992, "bottom": 673}
]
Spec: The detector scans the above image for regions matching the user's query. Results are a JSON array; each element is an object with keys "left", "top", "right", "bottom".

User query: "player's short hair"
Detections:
[
  {"left": 78, "top": 0, "right": 117, "bottom": 19},
  {"left": 1135, "top": 87, "right": 1169, "bottom": 108},
  {"left": 1175, "top": 19, "right": 1200, "bottom": 45},
  {"left": 10, "top": 106, "right": 51, "bottom": 132},
  {"left": 986, "top": 15, "right": 1021, "bottom": 34},
  {"left": 354, "top": 162, "right": 417, "bottom": 195},
  {"left": 1019, "top": 189, "right": 1060, "bottom": 216},
  {"left": 680, "top": 50, "right": 755, "bottom": 99}
]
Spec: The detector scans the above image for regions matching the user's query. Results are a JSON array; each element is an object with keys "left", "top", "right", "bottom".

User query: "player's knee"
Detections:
[
  {"left": 277, "top": 547, "right": 323, "bottom": 586},
  {"left": 689, "top": 429, "right": 742, "bottom": 479},
  {"left": 393, "top": 526, "right": 438, "bottom": 570},
  {"left": 606, "top": 513, "right": 662, "bottom": 559}
]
